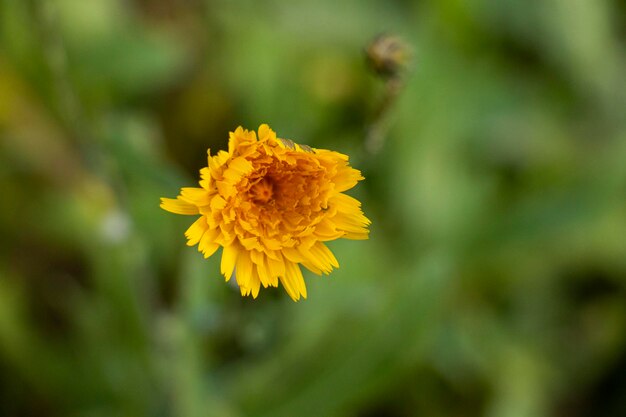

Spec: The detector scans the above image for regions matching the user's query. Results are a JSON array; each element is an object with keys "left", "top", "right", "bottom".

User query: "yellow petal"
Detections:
[
  {"left": 198, "top": 227, "right": 220, "bottom": 258},
  {"left": 185, "top": 217, "right": 208, "bottom": 246},
  {"left": 256, "top": 256, "right": 273, "bottom": 287},
  {"left": 314, "top": 217, "right": 344, "bottom": 241},
  {"left": 180, "top": 187, "right": 211, "bottom": 206},
  {"left": 216, "top": 181, "right": 233, "bottom": 199},
  {"left": 282, "top": 246, "right": 305, "bottom": 263},
  {"left": 278, "top": 261, "right": 306, "bottom": 301},
  {"left": 279, "top": 270, "right": 299, "bottom": 301},
  {"left": 235, "top": 250, "right": 254, "bottom": 289},
  {"left": 257, "top": 124, "right": 271, "bottom": 141},
  {"left": 333, "top": 167, "right": 363, "bottom": 192},
  {"left": 201, "top": 242, "right": 219, "bottom": 258},
  {"left": 266, "top": 252, "right": 286, "bottom": 282},
  {"left": 223, "top": 157, "right": 253, "bottom": 183},
  {"left": 331, "top": 211, "right": 371, "bottom": 235},
  {"left": 261, "top": 237, "right": 282, "bottom": 251},
  {"left": 250, "top": 250, "right": 265, "bottom": 265},
  {"left": 343, "top": 231, "right": 369, "bottom": 240},
  {"left": 249, "top": 272, "right": 261, "bottom": 298},
  {"left": 210, "top": 195, "right": 227, "bottom": 211},
  {"left": 285, "top": 261, "right": 307, "bottom": 299},
  {"left": 331, "top": 193, "right": 363, "bottom": 211},
  {"left": 240, "top": 285, "right": 250, "bottom": 297},
  {"left": 310, "top": 242, "right": 339, "bottom": 269},
  {"left": 297, "top": 244, "right": 333, "bottom": 275},
  {"left": 239, "top": 236, "right": 262, "bottom": 251},
  {"left": 220, "top": 244, "right": 239, "bottom": 281},
  {"left": 160, "top": 197, "right": 199, "bottom": 215},
  {"left": 301, "top": 261, "right": 323, "bottom": 275}
]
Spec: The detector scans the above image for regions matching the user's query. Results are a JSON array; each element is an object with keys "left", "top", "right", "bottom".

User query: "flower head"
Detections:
[{"left": 161, "top": 125, "right": 370, "bottom": 301}]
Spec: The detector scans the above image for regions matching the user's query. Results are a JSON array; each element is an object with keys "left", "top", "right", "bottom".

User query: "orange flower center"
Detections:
[{"left": 249, "top": 177, "right": 274, "bottom": 204}]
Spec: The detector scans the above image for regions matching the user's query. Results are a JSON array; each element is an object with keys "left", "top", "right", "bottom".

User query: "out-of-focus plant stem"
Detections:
[
  {"left": 365, "top": 76, "right": 406, "bottom": 154},
  {"left": 364, "top": 34, "right": 412, "bottom": 154}
]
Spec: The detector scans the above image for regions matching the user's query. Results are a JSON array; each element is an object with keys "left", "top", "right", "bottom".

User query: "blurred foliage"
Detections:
[{"left": 1, "top": 0, "right": 625, "bottom": 416}]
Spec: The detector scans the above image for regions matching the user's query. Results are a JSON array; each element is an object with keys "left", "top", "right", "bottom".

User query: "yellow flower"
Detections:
[{"left": 160, "top": 124, "right": 370, "bottom": 301}]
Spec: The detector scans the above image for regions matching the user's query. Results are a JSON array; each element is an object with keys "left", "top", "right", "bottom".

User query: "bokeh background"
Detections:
[{"left": 1, "top": 0, "right": 625, "bottom": 416}]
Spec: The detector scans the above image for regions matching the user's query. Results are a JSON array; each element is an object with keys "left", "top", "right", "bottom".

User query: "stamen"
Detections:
[{"left": 250, "top": 177, "right": 274, "bottom": 204}]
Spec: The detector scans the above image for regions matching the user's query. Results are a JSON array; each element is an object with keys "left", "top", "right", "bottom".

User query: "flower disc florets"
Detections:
[{"left": 161, "top": 125, "right": 370, "bottom": 300}]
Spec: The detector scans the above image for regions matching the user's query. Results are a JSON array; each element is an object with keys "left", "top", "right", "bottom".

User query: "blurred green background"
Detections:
[{"left": 1, "top": 0, "right": 625, "bottom": 416}]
